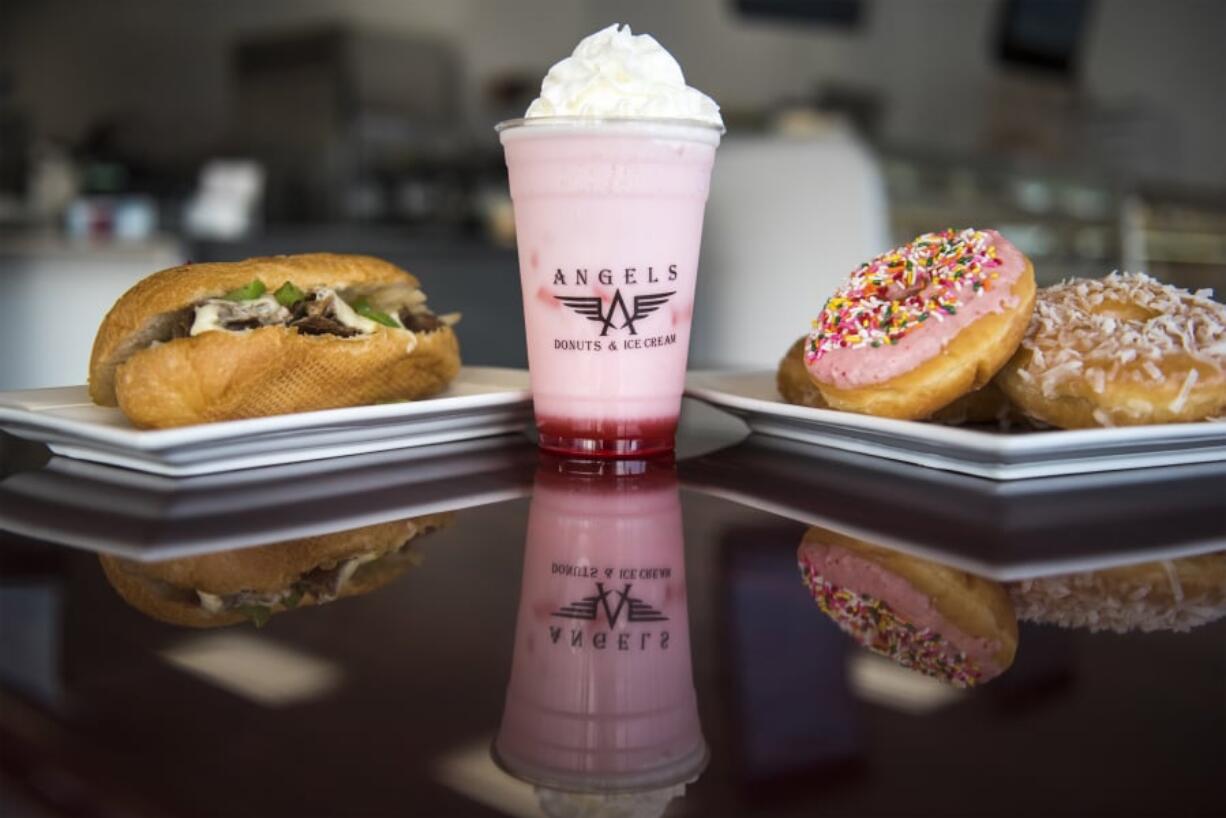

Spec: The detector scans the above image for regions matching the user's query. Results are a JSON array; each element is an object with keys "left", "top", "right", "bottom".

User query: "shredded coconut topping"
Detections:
[
  {"left": 1169, "top": 368, "right": 1199, "bottom": 413},
  {"left": 1009, "top": 557, "right": 1226, "bottom": 633},
  {"left": 1015, "top": 272, "right": 1226, "bottom": 401}
]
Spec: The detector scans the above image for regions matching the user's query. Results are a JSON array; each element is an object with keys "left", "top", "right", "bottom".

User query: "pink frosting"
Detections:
[
  {"left": 808, "top": 229, "right": 1027, "bottom": 389},
  {"left": 799, "top": 541, "right": 1007, "bottom": 680}
]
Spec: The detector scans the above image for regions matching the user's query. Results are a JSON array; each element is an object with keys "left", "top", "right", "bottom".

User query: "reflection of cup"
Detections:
[
  {"left": 498, "top": 118, "right": 722, "bottom": 457},
  {"left": 494, "top": 456, "right": 706, "bottom": 811}
]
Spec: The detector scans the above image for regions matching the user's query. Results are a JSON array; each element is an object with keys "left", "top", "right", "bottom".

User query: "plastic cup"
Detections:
[
  {"left": 493, "top": 456, "right": 707, "bottom": 800},
  {"left": 497, "top": 117, "right": 722, "bottom": 457}
]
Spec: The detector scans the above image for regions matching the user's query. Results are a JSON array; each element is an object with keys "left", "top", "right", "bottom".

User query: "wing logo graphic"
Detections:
[
  {"left": 552, "top": 582, "right": 669, "bottom": 627},
  {"left": 555, "top": 289, "right": 675, "bottom": 336}
]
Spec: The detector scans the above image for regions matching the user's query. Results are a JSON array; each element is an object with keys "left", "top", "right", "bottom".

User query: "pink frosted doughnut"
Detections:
[{"left": 804, "top": 228, "right": 1036, "bottom": 419}]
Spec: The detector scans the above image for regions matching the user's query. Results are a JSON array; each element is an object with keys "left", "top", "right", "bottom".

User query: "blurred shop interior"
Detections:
[{"left": 2, "top": 0, "right": 1225, "bottom": 387}]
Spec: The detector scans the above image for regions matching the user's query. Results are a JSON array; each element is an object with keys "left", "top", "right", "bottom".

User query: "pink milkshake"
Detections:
[
  {"left": 498, "top": 24, "right": 723, "bottom": 457},
  {"left": 493, "top": 456, "right": 706, "bottom": 801}
]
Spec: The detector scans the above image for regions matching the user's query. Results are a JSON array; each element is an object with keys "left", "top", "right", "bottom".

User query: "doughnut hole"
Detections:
[
  {"left": 882, "top": 273, "right": 931, "bottom": 303},
  {"left": 1097, "top": 299, "right": 1161, "bottom": 322}
]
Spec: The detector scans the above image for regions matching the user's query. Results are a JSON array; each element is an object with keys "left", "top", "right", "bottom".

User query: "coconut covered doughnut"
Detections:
[
  {"left": 1008, "top": 553, "right": 1226, "bottom": 633},
  {"left": 996, "top": 273, "right": 1226, "bottom": 428},
  {"left": 798, "top": 528, "right": 1018, "bottom": 687},
  {"left": 805, "top": 228, "right": 1036, "bottom": 419}
]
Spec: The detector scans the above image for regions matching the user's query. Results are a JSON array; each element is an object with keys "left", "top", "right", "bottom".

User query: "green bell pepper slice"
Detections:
[
  {"left": 350, "top": 296, "right": 400, "bottom": 328},
  {"left": 273, "top": 281, "right": 306, "bottom": 307},
  {"left": 222, "top": 279, "right": 267, "bottom": 301}
]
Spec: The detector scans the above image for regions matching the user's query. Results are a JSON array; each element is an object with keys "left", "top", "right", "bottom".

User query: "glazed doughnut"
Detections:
[
  {"left": 1008, "top": 553, "right": 1226, "bottom": 633},
  {"left": 805, "top": 228, "right": 1036, "bottom": 420},
  {"left": 798, "top": 527, "right": 1018, "bottom": 687},
  {"left": 996, "top": 272, "right": 1226, "bottom": 428},
  {"left": 778, "top": 335, "right": 1021, "bottom": 425},
  {"left": 777, "top": 336, "right": 828, "bottom": 408}
]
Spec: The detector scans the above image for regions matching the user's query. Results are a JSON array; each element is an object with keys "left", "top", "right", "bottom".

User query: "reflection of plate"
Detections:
[
  {"left": 0, "top": 435, "right": 538, "bottom": 560},
  {"left": 686, "top": 371, "right": 1226, "bottom": 480},
  {"left": 0, "top": 367, "right": 532, "bottom": 476},
  {"left": 680, "top": 435, "right": 1226, "bottom": 581}
]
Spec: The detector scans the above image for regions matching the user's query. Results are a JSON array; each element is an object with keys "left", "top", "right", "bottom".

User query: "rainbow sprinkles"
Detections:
[
  {"left": 799, "top": 558, "right": 986, "bottom": 688},
  {"left": 806, "top": 228, "right": 1005, "bottom": 364}
]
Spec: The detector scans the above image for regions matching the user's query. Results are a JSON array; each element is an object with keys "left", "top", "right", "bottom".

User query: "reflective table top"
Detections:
[{"left": 1, "top": 403, "right": 1223, "bottom": 818}]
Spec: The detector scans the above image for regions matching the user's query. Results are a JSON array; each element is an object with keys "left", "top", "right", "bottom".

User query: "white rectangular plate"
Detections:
[
  {"left": 0, "top": 435, "right": 538, "bottom": 560},
  {"left": 0, "top": 367, "right": 533, "bottom": 476},
  {"left": 685, "top": 371, "right": 1226, "bottom": 480},
  {"left": 680, "top": 436, "right": 1226, "bottom": 580}
]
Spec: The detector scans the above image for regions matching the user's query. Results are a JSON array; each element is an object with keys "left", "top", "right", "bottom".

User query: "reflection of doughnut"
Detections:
[
  {"left": 805, "top": 228, "right": 1035, "bottom": 420},
  {"left": 996, "top": 273, "right": 1226, "bottom": 428},
  {"left": 779, "top": 335, "right": 1020, "bottom": 425},
  {"left": 1008, "top": 554, "right": 1226, "bottom": 633},
  {"left": 797, "top": 528, "right": 1018, "bottom": 687}
]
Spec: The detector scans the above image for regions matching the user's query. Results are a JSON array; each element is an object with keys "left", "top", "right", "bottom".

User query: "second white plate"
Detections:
[
  {"left": 685, "top": 371, "right": 1226, "bottom": 480},
  {"left": 0, "top": 367, "right": 533, "bottom": 476}
]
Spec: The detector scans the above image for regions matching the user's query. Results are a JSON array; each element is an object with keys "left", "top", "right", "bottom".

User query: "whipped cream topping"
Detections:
[{"left": 525, "top": 24, "right": 722, "bottom": 126}]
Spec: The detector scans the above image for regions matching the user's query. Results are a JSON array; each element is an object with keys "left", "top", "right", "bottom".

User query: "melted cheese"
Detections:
[
  {"left": 334, "top": 551, "right": 382, "bottom": 591},
  {"left": 190, "top": 295, "right": 290, "bottom": 336},
  {"left": 319, "top": 288, "right": 382, "bottom": 334},
  {"left": 193, "top": 549, "right": 385, "bottom": 616},
  {"left": 196, "top": 591, "right": 225, "bottom": 613},
  {"left": 190, "top": 303, "right": 225, "bottom": 336}
]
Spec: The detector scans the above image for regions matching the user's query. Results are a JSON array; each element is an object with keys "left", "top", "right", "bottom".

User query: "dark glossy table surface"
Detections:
[{"left": 1, "top": 405, "right": 1223, "bottom": 818}]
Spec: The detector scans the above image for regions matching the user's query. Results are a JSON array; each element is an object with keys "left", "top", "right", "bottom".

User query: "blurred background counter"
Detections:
[{"left": 2, "top": 0, "right": 1225, "bottom": 387}]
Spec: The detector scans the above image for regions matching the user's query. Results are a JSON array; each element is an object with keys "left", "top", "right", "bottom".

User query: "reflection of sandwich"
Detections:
[
  {"left": 798, "top": 527, "right": 1018, "bottom": 687},
  {"left": 89, "top": 253, "right": 460, "bottom": 428},
  {"left": 1008, "top": 553, "right": 1226, "bottom": 633},
  {"left": 100, "top": 513, "right": 452, "bottom": 627}
]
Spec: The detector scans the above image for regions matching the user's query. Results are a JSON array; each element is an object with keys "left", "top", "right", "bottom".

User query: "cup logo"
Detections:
[
  {"left": 495, "top": 459, "right": 704, "bottom": 799},
  {"left": 552, "top": 581, "right": 669, "bottom": 626},
  {"left": 555, "top": 290, "right": 675, "bottom": 337},
  {"left": 550, "top": 264, "right": 682, "bottom": 352}
]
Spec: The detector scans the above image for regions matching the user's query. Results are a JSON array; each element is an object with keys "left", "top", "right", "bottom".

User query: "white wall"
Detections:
[
  {"left": 1081, "top": 0, "right": 1226, "bottom": 188},
  {"left": 4, "top": 0, "right": 1225, "bottom": 189}
]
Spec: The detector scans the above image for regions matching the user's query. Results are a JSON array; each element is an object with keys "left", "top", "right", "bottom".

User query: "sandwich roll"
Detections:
[
  {"left": 99, "top": 513, "right": 453, "bottom": 628},
  {"left": 89, "top": 253, "right": 461, "bottom": 428}
]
